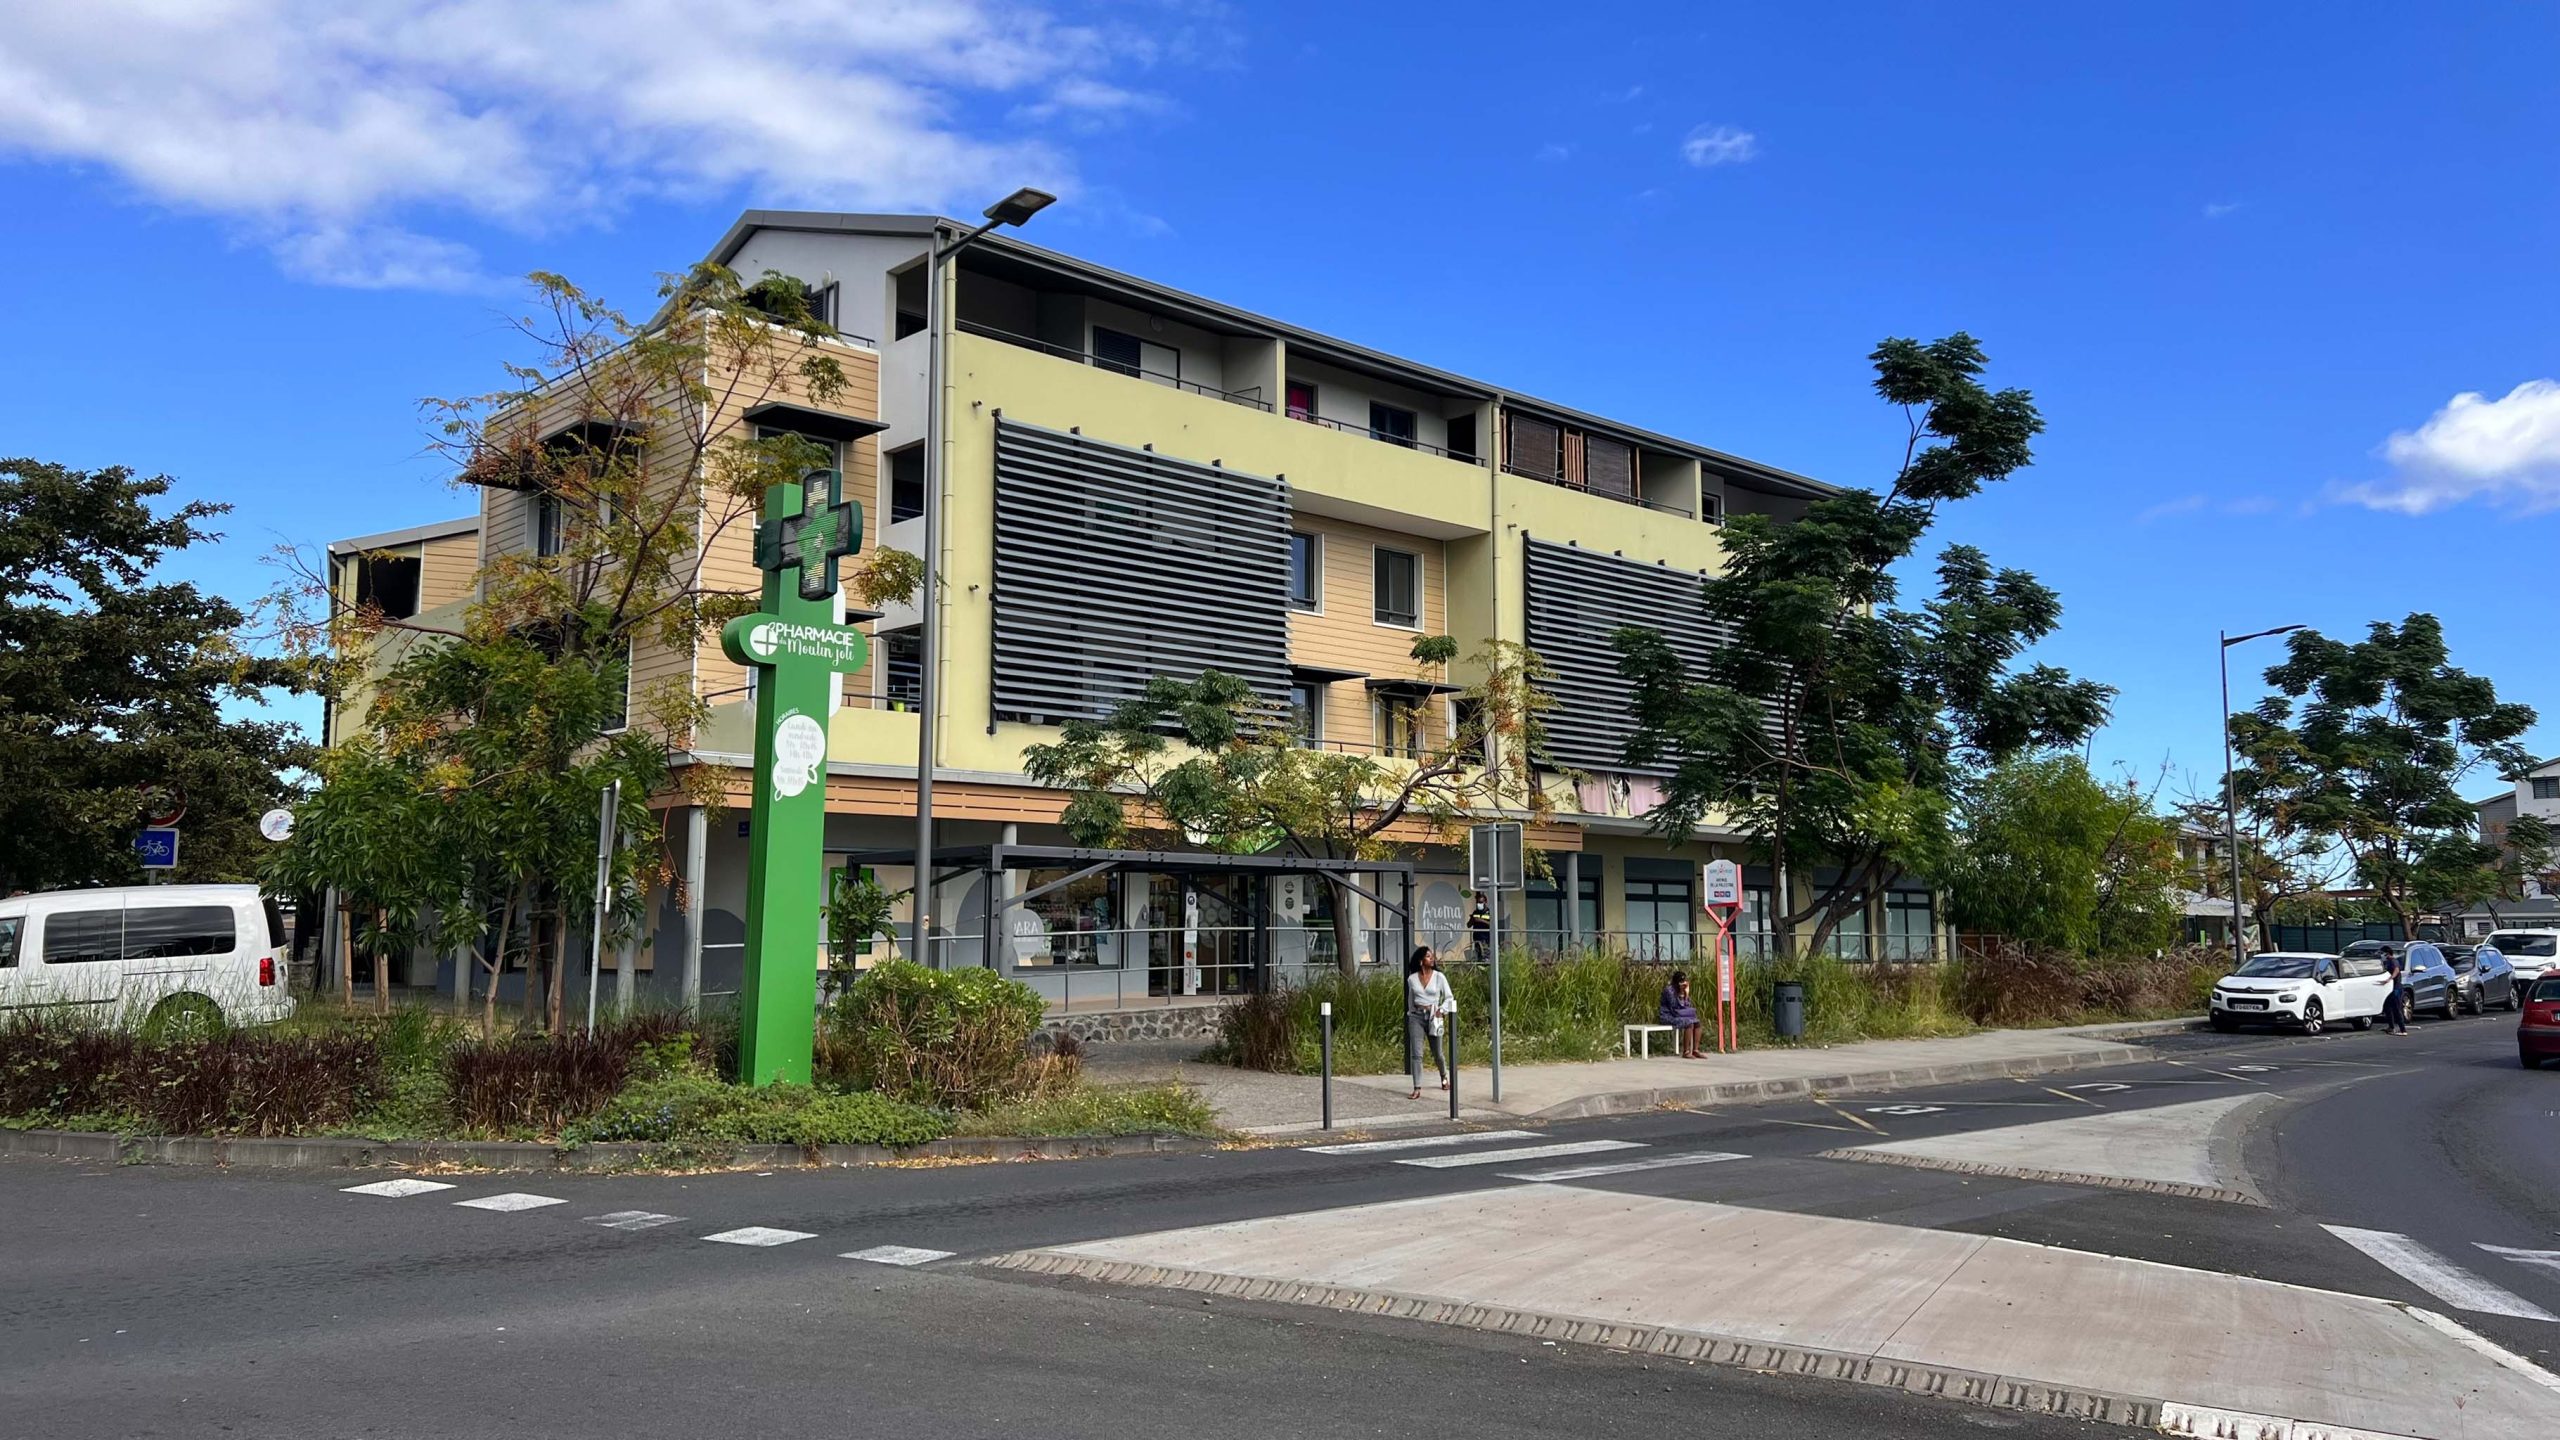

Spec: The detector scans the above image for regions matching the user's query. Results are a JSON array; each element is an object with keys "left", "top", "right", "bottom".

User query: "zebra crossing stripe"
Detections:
[
  {"left": 1303, "top": 1130, "right": 1540, "bottom": 1156},
  {"left": 703, "top": 1226, "right": 818, "bottom": 1247},
  {"left": 341, "top": 1179, "right": 455, "bottom": 1198},
  {"left": 2323, "top": 1226, "right": 2557, "bottom": 1321},
  {"left": 1397, "top": 1140, "right": 1645, "bottom": 1170},
  {"left": 1501, "top": 1151, "right": 1749, "bottom": 1183},
  {"left": 843, "top": 1245, "right": 954, "bottom": 1266},
  {"left": 454, "top": 1193, "right": 566, "bottom": 1212},
  {"left": 587, "top": 1211, "right": 684, "bottom": 1231}
]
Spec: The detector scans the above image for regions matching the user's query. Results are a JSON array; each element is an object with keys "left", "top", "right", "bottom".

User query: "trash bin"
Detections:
[{"left": 1773, "top": 979, "right": 1807, "bottom": 1040}]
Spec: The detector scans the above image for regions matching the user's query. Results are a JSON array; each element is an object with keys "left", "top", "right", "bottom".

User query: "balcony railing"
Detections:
[
  {"left": 1501, "top": 461, "right": 1697, "bottom": 520},
  {"left": 957, "top": 319, "right": 1273, "bottom": 411},
  {"left": 1284, "top": 409, "right": 1478, "bottom": 463}
]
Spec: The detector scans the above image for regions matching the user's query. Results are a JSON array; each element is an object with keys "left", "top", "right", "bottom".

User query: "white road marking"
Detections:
[
  {"left": 2403, "top": 1306, "right": 2560, "bottom": 1394},
  {"left": 703, "top": 1226, "right": 817, "bottom": 1247},
  {"left": 454, "top": 1192, "right": 567, "bottom": 1213},
  {"left": 341, "top": 1178, "right": 456, "bottom": 1198},
  {"left": 2066, "top": 1083, "right": 2132, "bottom": 1093},
  {"left": 586, "top": 1210, "right": 683, "bottom": 1231},
  {"left": 843, "top": 1244, "right": 954, "bottom": 1266},
  {"left": 2322, "top": 1226, "right": 2558, "bottom": 1321},
  {"left": 2227, "top": 1064, "right": 2279, "bottom": 1073},
  {"left": 1397, "top": 1139, "right": 1646, "bottom": 1170},
  {"left": 1866, "top": 1105, "right": 1945, "bottom": 1116},
  {"left": 1302, "top": 1129, "right": 1540, "bottom": 1155},
  {"left": 2479, "top": 1243, "right": 2560, "bottom": 1278},
  {"left": 1501, "top": 1151, "right": 1749, "bottom": 1182}
]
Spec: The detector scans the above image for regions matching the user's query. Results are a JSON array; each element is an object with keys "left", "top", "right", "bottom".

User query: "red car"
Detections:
[{"left": 2521, "top": 975, "right": 2560, "bottom": 1068}]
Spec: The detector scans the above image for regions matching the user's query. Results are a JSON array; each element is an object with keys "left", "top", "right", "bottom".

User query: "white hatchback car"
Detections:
[
  {"left": 0, "top": 884, "right": 296, "bottom": 1033},
  {"left": 2209, "top": 951, "right": 2391, "bottom": 1034}
]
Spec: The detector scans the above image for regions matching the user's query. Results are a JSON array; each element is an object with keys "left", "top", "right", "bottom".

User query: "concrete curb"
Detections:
[
  {"left": 1813, "top": 1147, "right": 2266, "bottom": 1207},
  {"left": 985, "top": 1250, "right": 2435, "bottom": 1440},
  {"left": 0, "top": 1125, "right": 1220, "bottom": 1173},
  {"left": 1523, "top": 1040, "right": 2163, "bottom": 1120}
]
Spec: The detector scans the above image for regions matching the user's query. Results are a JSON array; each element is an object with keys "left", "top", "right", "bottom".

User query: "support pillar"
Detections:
[{"left": 681, "top": 805, "right": 707, "bottom": 1017}]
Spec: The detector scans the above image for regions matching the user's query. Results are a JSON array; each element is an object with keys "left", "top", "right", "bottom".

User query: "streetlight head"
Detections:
[{"left": 984, "top": 187, "right": 1056, "bottom": 227}]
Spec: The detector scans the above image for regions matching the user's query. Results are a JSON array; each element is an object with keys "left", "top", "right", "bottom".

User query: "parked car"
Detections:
[
  {"left": 0, "top": 884, "right": 294, "bottom": 1034},
  {"left": 2485, "top": 929, "right": 2560, "bottom": 987},
  {"left": 2520, "top": 975, "right": 2560, "bottom": 1068},
  {"left": 2448, "top": 944, "right": 2519, "bottom": 1013},
  {"left": 2341, "top": 939, "right": 2462, "bottom": 1019},
  {"left": 2209, "top": 952, "right": 2388, "bottom": 1034}
]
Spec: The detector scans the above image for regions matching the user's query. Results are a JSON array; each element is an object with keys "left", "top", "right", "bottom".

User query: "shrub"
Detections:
[
  {"left": 567, "top": 1072, "right": 947, "bottom": 1148},
  {"left": 443, "top": 1012, "right": 690, "bottom": 1137},
  {"left": 0, "top": 1012, "right": 387, "bottom": 1136},
  {"left": 824, "top": 961, "right": 1045, "bottom": 1109},
  {"left": 1947, "top": 940, "right": 2219, "bottom": 1027},
  {"left": 1212, "top": 991, "right": 1296, "bottom": 1072}
]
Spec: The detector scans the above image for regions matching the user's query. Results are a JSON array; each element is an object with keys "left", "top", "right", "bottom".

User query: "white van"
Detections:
[
  {"left": 0, "top": 884, "right": 295, "bottom": 1032},
  {"left": 2485, "top": 929, "right": 2560, "bottom": 985}
]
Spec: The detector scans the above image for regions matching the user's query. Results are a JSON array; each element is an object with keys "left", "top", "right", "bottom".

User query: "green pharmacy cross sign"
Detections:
[{"left": 718, "top": 468, "right": 869, "bottom": 1085}]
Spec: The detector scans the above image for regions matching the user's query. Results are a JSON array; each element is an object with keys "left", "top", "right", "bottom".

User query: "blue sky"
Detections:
[{"left": 4, "top": 2, "right": 2556, "bottom": 797}]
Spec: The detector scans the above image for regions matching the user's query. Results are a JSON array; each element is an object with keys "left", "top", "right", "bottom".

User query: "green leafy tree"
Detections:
[
  {"left": 0, "top": 459, "right": 302, "bottom": 894},
  {"left": 1949, "top": 756, "right": 2182, "bottom": 955},
  {"left": 1023, "top": 640, "right": 1561, "bottom": 976},
  {"left": 2229, "top": 614, "right": 2537, "bottom": 937},
  {"left": 1613, "top": 336, "right": 2112, "bottom": 958}
]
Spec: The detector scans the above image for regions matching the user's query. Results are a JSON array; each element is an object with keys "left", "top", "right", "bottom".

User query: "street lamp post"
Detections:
[
  {"left": 2219, "top": 623, "right": 2306, "bottom": 970},
  {"left": 914, "top": 187, "right": 1054, "bottom": 967}
]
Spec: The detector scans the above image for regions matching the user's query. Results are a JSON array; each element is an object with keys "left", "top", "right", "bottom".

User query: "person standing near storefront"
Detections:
[{"left": 1406, "top": 946, "right": 1455, "bottom": 1099}]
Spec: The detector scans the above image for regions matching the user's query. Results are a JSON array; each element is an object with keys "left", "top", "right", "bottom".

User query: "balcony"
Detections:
[
  {"left": 1500, "top": 412, "right": 1709, "bottom": 521},
  {"left": 957, "top": 319, "right": 1274, "bottom": 413}
]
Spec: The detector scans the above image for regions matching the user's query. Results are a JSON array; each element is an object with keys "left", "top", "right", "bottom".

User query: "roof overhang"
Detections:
[{"left": 744, "top": 402, "right": 890, "bottom": 445}]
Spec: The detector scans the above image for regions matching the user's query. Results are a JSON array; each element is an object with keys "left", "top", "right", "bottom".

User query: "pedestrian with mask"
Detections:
[
  {"left": 1467, "top": 892, "right": 1492, "bottom": 966},
  {"left": 1406, "top": 945, "right": 1455, "bottom": 1099},
  {"left": 2382, "top": 942, "right": 2410, "bottom": 1035}
]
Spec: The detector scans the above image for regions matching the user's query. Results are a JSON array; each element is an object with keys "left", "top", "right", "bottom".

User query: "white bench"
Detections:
[{"left": 1622, "top": 1023, "right": 1678, "bottom": 1058}]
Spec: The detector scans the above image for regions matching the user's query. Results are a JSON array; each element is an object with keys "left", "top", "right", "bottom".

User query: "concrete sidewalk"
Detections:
[
  {"left": 999, "top": 1184, "right": 2560, "bottom": 1439},
  {"left": 1083, "top": 1021, "right": 2197, "bottom": 1136}
]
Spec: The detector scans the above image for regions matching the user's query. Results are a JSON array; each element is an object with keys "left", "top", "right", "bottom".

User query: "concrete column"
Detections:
[
  {"left": 681, "top": 805, "right": 708, "bottom": 1016},
  {"left": 447, "top": 903, "right": 471, "bottom": 1009},
  {"left": 614, "top": 932, "right": 635, "bottom": 1014}
]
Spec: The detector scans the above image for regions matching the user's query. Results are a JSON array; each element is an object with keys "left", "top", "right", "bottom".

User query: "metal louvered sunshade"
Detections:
[
  {"left": 992, "top": 417, "right": 1292, "bottom": 723},
  {"left": 1523, "top": 538, "right": 1736, "bottom": 775}
]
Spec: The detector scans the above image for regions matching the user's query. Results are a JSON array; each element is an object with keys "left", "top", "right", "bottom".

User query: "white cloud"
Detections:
[
  {"left": 2340, "top": 379, "right": 2560, "bottom": 515},
  {"left": 1680, "top": 123, "right": 1758, "bottom": 167},
  {"left": 2138, "top": 495, "right": 2207, "bottom": 524},
  {"left": 2203, "top": 200, "right": 2242, "bottom": 219},
  {"left": 0, "top": 1, "right": 1174, "bottom": 287},
  {"left": 1534, "top": 141, "right": 1574, "bottom": 163}
]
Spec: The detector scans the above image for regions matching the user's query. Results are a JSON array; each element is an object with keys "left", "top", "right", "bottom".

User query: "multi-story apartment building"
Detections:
[
  {"left": 320, "top": 516, "right": 483, "bottom": 748},
  {"left": 335, "top": 210, "right": 1948, "bottom": 1012}
]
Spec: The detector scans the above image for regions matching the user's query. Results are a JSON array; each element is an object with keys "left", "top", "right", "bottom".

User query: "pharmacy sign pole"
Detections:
[{"left": 719, "top": 468, "right": 868, "bottom": 1086}]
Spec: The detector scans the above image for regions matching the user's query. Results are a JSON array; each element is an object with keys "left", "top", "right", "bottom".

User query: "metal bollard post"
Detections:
[
  {"left": 1320, "top": 1001, "right": 1334, "bottom": 1130},
  {"left": 1447, "top": 1008, "right": 1459, "bottom": 1121}
]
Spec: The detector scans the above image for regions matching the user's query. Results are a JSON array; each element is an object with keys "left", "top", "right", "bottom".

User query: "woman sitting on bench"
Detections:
[{"left": 1658, "top": 971, "right": 1703, "bottom": 1059}]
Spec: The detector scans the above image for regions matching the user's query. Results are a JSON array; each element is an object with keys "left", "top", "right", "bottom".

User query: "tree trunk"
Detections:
[
  {"left": 482, "top": 887, "right": 519, "bottom": 1040},
  {"left": 546, "top": 911, "right": 568, "bottom": 1032},
  {"left": 1328, "top": 877, "right": 1363, "bottom": 979},
  {"left": 337, "top": 904, "right": 354, "bottom": 1008},
  {"left": 371, "top": 907, "right": 391, "bottom": 1015}
]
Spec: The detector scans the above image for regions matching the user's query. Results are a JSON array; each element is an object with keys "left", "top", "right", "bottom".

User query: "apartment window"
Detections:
[
  {"left": 1369, "top": 403, "right": 1418, "bottom": 448},
  {"left": 1286, "top": 381, "right": 1317, "bottom": 421},
  {"left": 889, "top": 444, "right": 926, "bottom": 524},
  {"left": 1093, "top": 327, "right": 1178, "bottom": 385},
  {"left": 883, "top": 629, "right": 923, "bottom": 711},
  {"left": 1288, "top": 681, "right": 1324, "bottom": 748},
  {"left": 1286, "top": 532, "right": 1321, "bottom": 611},
  {"left": 1503, "top": 413, "right": 1563, "bottom": 481},
  {"left": 1824, "top": 898, "right": 1873, "bottom": 961},
  {"left": 1373, "top": 547, "right": 1420, "bottom": 628},
  {"left": 534, "top": 493, "right": 565, "bottom": 557},
  {"left": 353, "top": 553, "right": 421, "bottom": 620},
  {"left": 892, "top": 265, "right": 927, "bottom": 339},
  {"left": 1700, "top": 489, "right": 1725, "bottom": 525},
  {"left": 1624, "top": 875, "right": 1696, "bottom": 962},
  {"left": 1524, "top": 863, "right": 1599, "bottom": 951},
  {"left": 1449, "top": 697, "right": 1489, "bottom": 768},
  {"left": 1375, "top": 693, "right": 1423, "bottom": 759},
  {"left": 1885, "top": 890, "right": 1936, "bottom": 962},
  {"left": 2534, "top": 778, "right": 2560, "bottom": 801},
  {"left": 1741, "top": 884, "right": 1776, "bottom": 960},
  {"left": 602, "top": 639, "right": 632, "bottom": 734},
  {"left": 1445, "top": 413, "right": 1478, "bottom": 463}
]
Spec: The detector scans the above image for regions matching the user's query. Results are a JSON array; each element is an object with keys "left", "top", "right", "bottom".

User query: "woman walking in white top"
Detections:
[{"left": 1406, "top": 946, "right": 1455, "bottom": 1099}]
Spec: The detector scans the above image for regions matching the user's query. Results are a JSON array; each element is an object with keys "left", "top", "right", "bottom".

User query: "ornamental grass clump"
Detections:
[{"left": 823, "top": 961, "right": 1046, "bottom": 1109}]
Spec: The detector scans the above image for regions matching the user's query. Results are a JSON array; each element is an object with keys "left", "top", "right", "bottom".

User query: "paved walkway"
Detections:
[
  {"left": 1084, "top": 1021, "right": 2197, "bottom": 1135},
  {"left": 1002, "top": 1184, "right": 2560, "bottom": 1439}
]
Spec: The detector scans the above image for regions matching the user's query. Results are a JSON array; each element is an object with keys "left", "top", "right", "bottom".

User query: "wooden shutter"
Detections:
[
  {"left": 1584, "top": 437, "right": 1634, "bottom": 498},
  {"left": 1562, "top": 430, "right": 1586, "bottom": 489},
  {"left": 1504, "top": 413, "right": 1562, "bottom": 480}
]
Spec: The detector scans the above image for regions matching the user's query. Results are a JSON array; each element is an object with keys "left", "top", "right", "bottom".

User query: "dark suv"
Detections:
[{"left": 2341, "top": 940, "right": 2461, "bottom": 1019}]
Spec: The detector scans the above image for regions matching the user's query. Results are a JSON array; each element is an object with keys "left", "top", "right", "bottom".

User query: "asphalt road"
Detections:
[{"left": 3, "top": 1011, "right": 2552, "bottom": 1438}]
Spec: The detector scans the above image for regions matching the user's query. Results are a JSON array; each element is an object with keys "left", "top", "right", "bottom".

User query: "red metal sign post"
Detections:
[{"left": 1702, "top": 860, "right": 1741, "bottom": 1054}]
